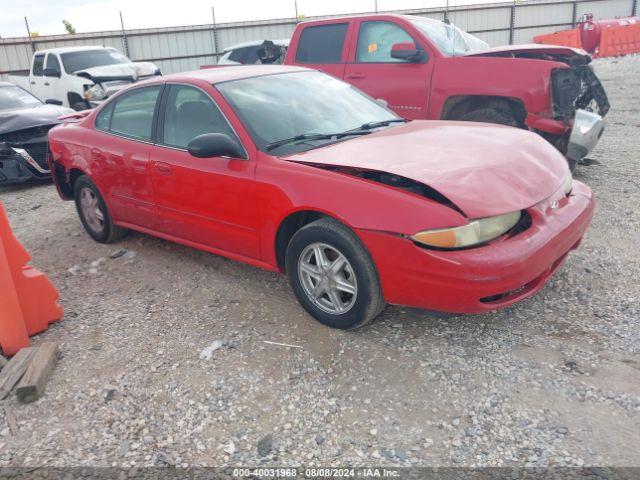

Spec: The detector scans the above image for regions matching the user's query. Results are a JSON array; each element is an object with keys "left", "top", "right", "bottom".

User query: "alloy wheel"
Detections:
[
  {"left": 298, "top": 242, "right": 358, "bottom": 315},
  {"left": 80, "top": 187, "right": 105, "bottom": 233}
]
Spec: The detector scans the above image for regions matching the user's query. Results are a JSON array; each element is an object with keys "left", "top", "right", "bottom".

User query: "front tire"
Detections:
[
  {"left": 285, "top": 217, "right": 384, "bottom": 329},
  {"left": 74, "top": 175, "right": 128, "bottom": 243}
]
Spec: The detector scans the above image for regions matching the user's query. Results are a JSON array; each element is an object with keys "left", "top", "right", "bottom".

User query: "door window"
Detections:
[
  {"left": 356, "top": 21, "right": 415, "bottom": 63},
  {"left": 161, "top": 84, "right": 236, "bottom": 149},
  {"left": 109, "top": 86, "right": 161, "bottom": 141},
  {"left": 32, "top": 54, "right": 45, "bottom": 76},
  {"left": 45, "top": 54, "right": 61, "bottom": 72},
  {"left": 295, "top": 23, "right": 348, "bottom": 64}
]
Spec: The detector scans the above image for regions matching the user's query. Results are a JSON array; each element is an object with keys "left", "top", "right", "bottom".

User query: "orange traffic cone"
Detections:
[{"left": 0, "top": 201, "right": 62, "bottom": 356}]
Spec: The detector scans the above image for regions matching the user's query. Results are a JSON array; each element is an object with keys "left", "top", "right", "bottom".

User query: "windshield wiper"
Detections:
[
  {"left": 358, "top": 119, "right": 407, "bottom": 130},
  {"left": 265, "top": 131, "right": 371, "bottom": 152}
]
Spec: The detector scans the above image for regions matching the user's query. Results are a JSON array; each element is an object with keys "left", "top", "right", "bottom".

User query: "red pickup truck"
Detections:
[{"left": 284, "top": 14, "right": 609, "bottom": 171}]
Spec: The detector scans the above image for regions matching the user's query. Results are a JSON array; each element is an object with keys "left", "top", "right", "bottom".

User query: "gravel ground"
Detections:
[{"left": 0, "top": 56, "right": 639, "bottom": 469}]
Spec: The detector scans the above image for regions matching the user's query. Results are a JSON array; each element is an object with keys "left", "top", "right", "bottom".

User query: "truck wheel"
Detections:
[
  {"left": 460, "top": 108, "right": 518, "bottom": 127},
  {"left": 285, "top": 217, "right": 385, "bottom": 330},
  {"left": 74, "top": 175, "right": 128, "bottom": 243}
]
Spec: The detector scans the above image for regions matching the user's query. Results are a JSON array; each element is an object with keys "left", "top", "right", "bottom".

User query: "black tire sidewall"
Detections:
[
  {"left": 285, "top": 221, "right": 380, "bottom": 329},
  {"left": 74, "top": 176, "right": 113, "bottom": 243},
  {"left": 461, "top": 108, "right": 518, "bottom": 127}
]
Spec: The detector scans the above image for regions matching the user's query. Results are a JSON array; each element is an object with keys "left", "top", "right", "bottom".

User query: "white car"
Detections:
[
  {"left": 8, "top": 46, "right": 160, "bottom": 110},
  {"left": 218, "top": 39, "right": 289, "bottom": 65}
]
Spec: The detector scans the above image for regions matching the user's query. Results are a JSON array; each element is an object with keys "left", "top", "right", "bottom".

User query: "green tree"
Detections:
[{"left": 62, "top": 20, "right": 76, "bottom": 35}]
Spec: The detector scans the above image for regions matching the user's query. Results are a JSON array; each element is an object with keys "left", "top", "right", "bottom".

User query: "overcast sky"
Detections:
[{"left": 1, "top": 0, "right": 504, "bottom": 37}]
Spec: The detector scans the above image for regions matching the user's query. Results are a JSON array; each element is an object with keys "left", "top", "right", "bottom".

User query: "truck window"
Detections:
[
  {"left": 295, "top": 23, "right": 348, "bottom": 64},
  {"left": 32, "top": 54, "right": 45, "bottom": 76},
  {"left": 60, "top": 49, "right": 129, "bottom": 74},
  {"left": 356, "top": 21, "right": 415, "bottom": 63},
  {"left": 45, "top": 54, "right": 61, "bottom": 72}
]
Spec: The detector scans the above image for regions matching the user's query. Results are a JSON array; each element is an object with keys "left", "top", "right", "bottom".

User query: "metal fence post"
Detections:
[
  {"left": 24, "top": 17, "right": 35, "bottom": 53},
  {"left": 572, "top": 1, "right": 578, "bottom": 26},
  {"left": 509, "top": 3, "right": 516, "bottom": 45},
  {"left": 211, "top": 7, "right": 220, "bottom": 63},
  {"left": 119, "top": 11, "right": 130, "bottom": 58},
  {"left": 632, "top": 0, "right": 638, "bottom": 16}
]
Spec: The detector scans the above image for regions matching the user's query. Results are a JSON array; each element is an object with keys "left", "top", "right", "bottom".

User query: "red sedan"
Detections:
[{"left": 48, "top": 66, "right": 594, "bottom": 329}]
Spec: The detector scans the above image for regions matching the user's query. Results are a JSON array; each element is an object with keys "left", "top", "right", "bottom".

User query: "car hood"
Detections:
[
  {"left": 284, "top": 121, "right": 568, "bottom": 219},
  {"left": 74, "top": 62, "right": 158, "bottom": 82},
  {"left": 0, "top": 104, "right": 74, "bottom": 135},
  {"left": 464, "top": 44, "right": 590, "bottom": 62}
]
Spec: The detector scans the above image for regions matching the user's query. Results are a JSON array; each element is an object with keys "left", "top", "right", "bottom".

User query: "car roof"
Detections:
[
  {"left": 223, "top": 38, "right": 290, "bottom": 52},
  {"left": 34, "top": 46, "right": 117, "bottom": 55},
  {"left": 155, "top": 65, "right": 311, "bottom": 85}
]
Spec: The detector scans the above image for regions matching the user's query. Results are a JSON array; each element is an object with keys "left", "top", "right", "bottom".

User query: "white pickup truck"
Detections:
[{"left": 9, "top": 46, "right": 160, "bottom": 110}]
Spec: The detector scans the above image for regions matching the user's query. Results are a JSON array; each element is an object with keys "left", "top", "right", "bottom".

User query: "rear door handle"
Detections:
[
  {"left": 30, "top": 81, "right": 36, "bottom": 85},
  {"left": 346, "top": 72, "right": 366, "bottom": 79},
  {"left": 153, "top": 161, "right": 172, "bottom": 175},
  {"left": 44, "top": 82, "right": 50, "bottom": 86}
]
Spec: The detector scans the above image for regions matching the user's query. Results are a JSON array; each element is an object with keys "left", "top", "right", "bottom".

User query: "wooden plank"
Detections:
[
  {"left": 16, "top": 343, "right": 59, "bottom": 404},
  {"left": 3, "top": 406, "right": 18, "bottom": 435},
  {"left": 0, "top": 347, "right": 36, "bottom": 400}
]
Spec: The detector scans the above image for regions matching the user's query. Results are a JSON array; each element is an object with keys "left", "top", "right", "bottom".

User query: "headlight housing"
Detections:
[
  {"left": 412, "top": 210, "right": 522, "bottom": 249},
  {"left": 562, "top": 170, "right": 573, "bottom": 195},
  {"left": 83, "top": 83, "right": 107, "bottom": 101}
]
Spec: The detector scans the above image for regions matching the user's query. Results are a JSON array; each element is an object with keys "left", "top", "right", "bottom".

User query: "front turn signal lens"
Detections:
[{"left": 412, "top": 210, "right": 522, "bottom": 249}]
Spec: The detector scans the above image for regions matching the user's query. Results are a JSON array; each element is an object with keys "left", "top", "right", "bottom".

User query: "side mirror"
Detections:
[
  {"left": 187, "top": 133, "right": 244, "bottom": 159},
  {"left": 43, "top": 67, "right": 61, "bottom": 78},
  {"left": 390, "top": 42, "right": 424, "bottom": 62}
]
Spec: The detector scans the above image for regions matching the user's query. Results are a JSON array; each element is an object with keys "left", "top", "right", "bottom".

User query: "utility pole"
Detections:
[
  {"left": 294, "top": 0, "right": 299, "bottom": 22},
  {"left": 119, "top": 11, "right": 130, "bottom": 57},
  {"left": 374, "top": 0, "right": 378, "bottom": 13},
  {"left": 24, "top": 16, "right": 35, "bottom": 52},
  {"left": 211, "top": 6, "right": 220, "bottom": 63}
]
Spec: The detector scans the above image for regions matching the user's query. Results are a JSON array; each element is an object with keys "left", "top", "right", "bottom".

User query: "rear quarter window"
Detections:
[{"left": 295, "top": 23, "right": 348, "bottom": 64}]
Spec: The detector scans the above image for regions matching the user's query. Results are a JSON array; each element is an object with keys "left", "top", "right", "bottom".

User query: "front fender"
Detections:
[
  {"left": 429, "top": 57, "right": 562, "bottom": 120},
  {"left": 255, "top": 153, "right": 467, "bottom": 267}
]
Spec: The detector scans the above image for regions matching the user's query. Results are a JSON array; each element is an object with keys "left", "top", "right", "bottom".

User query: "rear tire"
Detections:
[
  {"left": 285, "top": 217, "right": 384, "bottom": 329},
  {"left": 74, "top": 175, "right": 128, "bottom": 243},
  {"left": 460, "top": 108, "right": 518, "bottom": 127}
]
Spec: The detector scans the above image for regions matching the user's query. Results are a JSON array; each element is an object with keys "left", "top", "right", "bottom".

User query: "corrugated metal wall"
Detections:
[{"left": 1, "top": 0, "right": 637, "bottom": 80}]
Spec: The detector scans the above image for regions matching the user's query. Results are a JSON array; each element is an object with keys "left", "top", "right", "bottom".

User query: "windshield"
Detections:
[
  {"left": 217, "top": 71, "right": 399, "bottom": 153},
  {"left": 0, "top": 85, "right": 42, "bottom": 111},
  {"left": 410, "top": 18, "right": 488, "bottom": 56},
  {"left": 60, "top": 49, "right": 130, "bottom": 73}
]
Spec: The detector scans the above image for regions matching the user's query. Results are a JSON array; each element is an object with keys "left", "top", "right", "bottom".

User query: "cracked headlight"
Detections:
[
  {"left": 412, "top": 211, "right": 522, "bottom": 249},
  {"left": 83, "top": 83, "right": 107, "bottom": 101}
]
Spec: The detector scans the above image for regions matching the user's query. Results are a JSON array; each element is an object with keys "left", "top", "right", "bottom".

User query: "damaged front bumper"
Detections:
[
  {"left": 566, "top": 109, "right": 604, "bottom": 162},
  {"left": 0, "top": 143, "right": 51, "bottom": 184}
]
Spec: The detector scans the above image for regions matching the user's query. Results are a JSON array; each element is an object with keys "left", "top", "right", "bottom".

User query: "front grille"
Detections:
[
  {"left": 23, "top": 143, "right": 49, "bottom": 169},
  {"left": 551, "top": 66, "right": 610, "bottom": 119}
]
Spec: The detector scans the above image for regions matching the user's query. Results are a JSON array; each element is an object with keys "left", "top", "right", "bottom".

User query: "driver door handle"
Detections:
[
  {"left": 153, "top": 161, "right": 172, "bottom": 175},
  {"left": 346, "top": 72, "right": 366, "bottom": 79}
]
